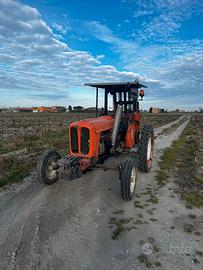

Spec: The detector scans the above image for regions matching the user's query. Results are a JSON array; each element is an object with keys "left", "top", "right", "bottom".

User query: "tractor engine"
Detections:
[
  {"left": 69, "top": 116, "right": 114, "bottom": 169},
  {"left": 99, "top": 130, "right": 111, "bottom": 155}
]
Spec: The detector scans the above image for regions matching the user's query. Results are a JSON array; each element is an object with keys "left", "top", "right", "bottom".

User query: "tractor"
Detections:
[{"left": 37, "top": 81, "right": 154, "bottom": 200}]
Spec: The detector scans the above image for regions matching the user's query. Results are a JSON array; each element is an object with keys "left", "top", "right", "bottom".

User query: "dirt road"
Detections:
[{"left": 0, "top": 116, "right": 202, "bottom": 270}]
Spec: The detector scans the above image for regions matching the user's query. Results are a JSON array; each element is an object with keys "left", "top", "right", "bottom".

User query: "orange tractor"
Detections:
[{"left": 37, "top": 81, "right": 154, "bottom": 200}]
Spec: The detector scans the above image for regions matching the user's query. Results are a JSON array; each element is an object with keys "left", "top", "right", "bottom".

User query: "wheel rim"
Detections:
[
  {"left": 130, "top": 167, "right": 136, "bottom": 193},
  {"left": 147, "top": 137, "right": 153, "bottom": 168},
  {"left": 46, "top": 159, "right": 57, "bottom": 179},
  {"left": 147, "top": 137, "right": 152, "bottom": 160}
]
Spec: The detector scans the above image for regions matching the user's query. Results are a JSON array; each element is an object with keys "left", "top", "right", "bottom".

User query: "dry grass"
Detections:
[
  {"left": 141, "top": 113, "right": 181, "bottom": 128},
  {"left": 155, "top": 115, "right": 203, "bottom": 207},
  {"left": 158, "top": 116, "right": 187, "bottom": 136}
]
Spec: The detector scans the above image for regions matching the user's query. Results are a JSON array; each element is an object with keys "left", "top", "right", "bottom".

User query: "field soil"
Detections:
[{"left": 0, "top": 115, "right": 202, "bottom": 270}]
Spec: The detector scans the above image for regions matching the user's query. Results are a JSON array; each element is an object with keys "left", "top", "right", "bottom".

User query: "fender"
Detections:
[
  {"left": 125, "top": 123, "right": 136, "bottom": 148},
  {"left": 126, "top": 112, "right": 141, "bottom": 148}
]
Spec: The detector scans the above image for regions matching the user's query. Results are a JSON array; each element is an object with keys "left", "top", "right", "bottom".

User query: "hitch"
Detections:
[{"left": 58, "top": 155, "right": 82, "bottom": 180}]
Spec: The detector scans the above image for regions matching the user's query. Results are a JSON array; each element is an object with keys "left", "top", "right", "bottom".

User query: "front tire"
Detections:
[
  {"left": 121, "top": 159, "right": 137, "bottom": 201},
  {"left": 137, "top": 124, "right": 154, "bottom": 173},
  {"left": 37, "top": 149, "right": 61, "bottom": 185}
]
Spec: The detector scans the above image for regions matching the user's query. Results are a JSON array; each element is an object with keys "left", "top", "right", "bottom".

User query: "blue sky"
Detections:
[{"left": 0, "top": 0, "right": 203, "bottom": 110}]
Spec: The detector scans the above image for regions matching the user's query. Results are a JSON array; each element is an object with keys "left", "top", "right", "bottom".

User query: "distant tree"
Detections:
[
  {"left": 199, "top": 107, "right": 203, "bottom": 113},
  {"left": 68, "top": 105, "right": 72, "bottom": 111},
  {"left": 149, "top": 107, "right": 153, "bottom": 113},
  {"left": 73, "top": 106, "right": 83, "bottom": 111}
]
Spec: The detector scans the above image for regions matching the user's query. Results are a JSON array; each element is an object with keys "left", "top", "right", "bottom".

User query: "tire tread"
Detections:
[
  {"left": 121, "top": 159, "right": 137, "bottom": 201},
  {"left": 137, "top": 124, "right": 154, "bottom": 173},
  {"left": 37, "top": 149, "right": 61, "bottom": 185}
]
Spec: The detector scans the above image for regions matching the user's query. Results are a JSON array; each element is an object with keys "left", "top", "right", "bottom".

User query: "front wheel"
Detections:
[
  {"left": 37, "top": 149, "right": 61, "bottom": 185},
  {"left": 137, "top": 124, "right": 154, "bottom": 173},
  {"left": 121, "top": 159, "right": 137, "bottom": 201}
]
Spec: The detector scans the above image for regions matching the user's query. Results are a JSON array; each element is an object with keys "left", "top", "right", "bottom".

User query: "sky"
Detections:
[{"left": 0, "top": 0, "right": 203, "bottom": 110}]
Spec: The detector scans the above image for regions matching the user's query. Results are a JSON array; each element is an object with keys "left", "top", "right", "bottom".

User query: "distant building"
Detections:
[
  {"left": 0, "top": 106, "right": 66, "bottom": 113},
  {"left": 15, "top": 107, "right": 33, "bottom": 112},
  {"left": 32, "top": 106, "right": 66, "bottom": 113},
  {"left": 149, "top": 107, "right": 160, "bottom": 113},
  {"left": 149, "top": 107, "right": 166, "bottom": 113},
  {"left": 160, "top": 109, "right": 166, "bottom": 113},
  {"left": 176, "top": 109, "right": 185, "bottom": 112},
  {"left": 51, "top": 106, "right": 66, "bottom": 113}
]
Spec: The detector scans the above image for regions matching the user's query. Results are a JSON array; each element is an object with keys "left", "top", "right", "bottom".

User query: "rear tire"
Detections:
[
  {"left": 37, "top": 149, "right": 61, "bottom": 185},
  {"left": 121, "top": 159, "right": 137, "bottom": 201},
  {"left": 137, "top": 124, "right": 154, "bottom": 173}
]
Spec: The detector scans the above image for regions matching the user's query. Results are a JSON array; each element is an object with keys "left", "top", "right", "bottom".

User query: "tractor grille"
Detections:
[
  {"left": 70, "top": 127, "right": 78, "bottom": 153},
  {"left": 81, "top": 127, "right": 90, "bottom": 154}
]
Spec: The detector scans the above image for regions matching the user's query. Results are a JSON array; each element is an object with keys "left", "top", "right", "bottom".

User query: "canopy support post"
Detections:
[
  {"left": 96, "top": 87, "right": 98, "bottom": 117},
  {"left": 104, "top": 88, "right": 108, "bottom": 115}
]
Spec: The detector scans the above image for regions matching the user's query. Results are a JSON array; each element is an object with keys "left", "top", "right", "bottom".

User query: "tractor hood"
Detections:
[{"left": 71, "top": 116, "right": 114, "bottom": 133}]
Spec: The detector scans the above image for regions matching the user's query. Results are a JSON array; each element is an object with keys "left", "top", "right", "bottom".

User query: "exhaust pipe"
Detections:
[{"left": 112, "top": 104, "right": 122, "bottom": 148}]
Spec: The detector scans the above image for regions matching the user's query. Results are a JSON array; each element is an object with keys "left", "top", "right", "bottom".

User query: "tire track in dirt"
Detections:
[{"left": 0, "top": 179, "right": 49, "bottom": 269}]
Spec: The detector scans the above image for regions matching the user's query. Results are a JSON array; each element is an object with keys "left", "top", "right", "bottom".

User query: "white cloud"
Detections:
[
  {"left": 96, "top": 54, "right": 105, "bottom": 60},
  {"left": 83, "top": 21, "right": 150, "bottom": 71},
  {"left": 128, "top": 0, "right": 203, "bottom": 41},
  {"left": 52, "top": 22, "right": 69, "bottom": 35},
  {"left": 0, "top": 0, "right": 153, "bottom": 106},
  {"left": 83, "top": 19, "right": 203, "bottom": 107}
]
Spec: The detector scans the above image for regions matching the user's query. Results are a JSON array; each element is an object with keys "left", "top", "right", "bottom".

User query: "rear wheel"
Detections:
[
  {"left": 137, "top": 124, "right": 154, "bottom": 172},
  {"left": 121, "top": 159, "right": 137, "bottom": 201},
  {"left": 37, "top": 149, "right": 61, "bottom": 185}
]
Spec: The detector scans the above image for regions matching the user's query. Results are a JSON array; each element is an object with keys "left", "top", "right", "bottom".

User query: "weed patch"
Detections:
[
  {"left": 154, "top": 261, "right": 161, "bottom": 267},
  {"left": 109, "top": 217, "right": 135, "bottom": 240},
  {"left": 137, "top": 254, "right": 152, "bottom": 268},
  {"left": 181, "top": 191, "right": 203, "bottom": 208},
  {"left": 183, "top": 224, "right": 193, "bottom": 233},
  {"left": 134, "top": 200, "right": 144, "bottom": 208},
  {"left": 188, "top": 214, "right": 196, "bottom": 219},
  {"left": 146, "top": 193, "right": 159, "bottom": 204}
]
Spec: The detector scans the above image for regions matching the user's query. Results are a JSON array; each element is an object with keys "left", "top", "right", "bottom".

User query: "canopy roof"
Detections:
[{"left": 85, "top": 81, "right": 147, "bottom": 91}]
